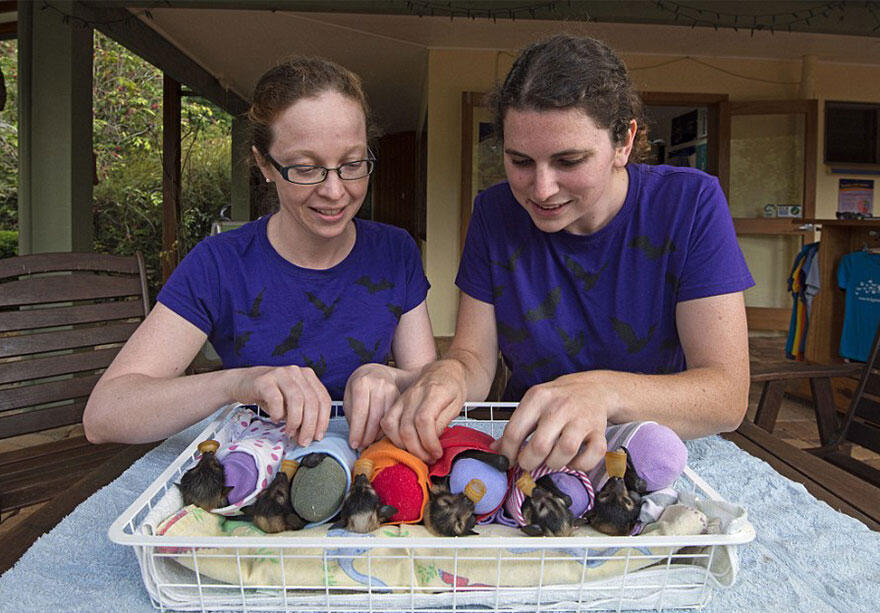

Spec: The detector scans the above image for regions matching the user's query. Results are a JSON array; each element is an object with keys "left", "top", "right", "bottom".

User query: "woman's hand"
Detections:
[
  {"left": 343, "top": 363, "right": 401, "bottom": 450},
  {"left": 231, "top": 365, "right": 332, "bottom": 446},
  {"left": 493, "top": 372, "right": 614, "bottom": 473},
  {"left": 380, "top": 359, "right": 469, "bottom": 463}
]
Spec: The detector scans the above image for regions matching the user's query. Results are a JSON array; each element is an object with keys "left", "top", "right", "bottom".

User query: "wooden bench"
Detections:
[
  {"left": 730, "top": 327, "right": 880, "bottom": 531},
  {"left": 0, "top": 252, "right": 157, "bottom": 572}
]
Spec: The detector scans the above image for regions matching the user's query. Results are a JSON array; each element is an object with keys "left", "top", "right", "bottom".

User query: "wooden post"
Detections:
[{"left": 162, "top": 74, "right": 181, "bottom": 281}]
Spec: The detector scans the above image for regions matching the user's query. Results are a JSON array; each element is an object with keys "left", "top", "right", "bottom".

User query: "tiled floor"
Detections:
[{"left": 2, "top": 335, "right": 878, "bottom": 542}]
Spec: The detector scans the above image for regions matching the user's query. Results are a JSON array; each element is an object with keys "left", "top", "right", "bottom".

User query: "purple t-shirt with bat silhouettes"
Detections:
[
  {"left": 456, "top": 164, "right": 754, "bottom": 401},
  {"left": 157, "top": 215, "right": 429, "bottom": 400}
]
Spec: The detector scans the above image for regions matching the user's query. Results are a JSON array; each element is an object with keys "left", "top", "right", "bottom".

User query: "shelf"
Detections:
[
  {"left": 733, "top": 217, "right": 812, "bottom": 236},
  {"left": 801, "top": 218, "right": 880, "bottom": 228}
]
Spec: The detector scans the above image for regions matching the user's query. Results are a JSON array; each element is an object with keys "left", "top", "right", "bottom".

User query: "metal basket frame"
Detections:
[{"left": 109, "top": 403, "right": 755, "bottom": 612}]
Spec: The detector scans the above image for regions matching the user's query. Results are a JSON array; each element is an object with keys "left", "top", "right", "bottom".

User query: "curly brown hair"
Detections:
[
  {"left": 248, "top": 56, "right": 377, "bottom": 159},
  {"left": 490, "top": 35, "right": 646, "bottom": 162}
]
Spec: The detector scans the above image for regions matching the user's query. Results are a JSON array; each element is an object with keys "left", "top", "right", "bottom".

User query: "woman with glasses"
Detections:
[
  {"left": 84, "top": 57, "right": 435, "bottom": 449},
  {"left": 380, "top": 35, "right": 753, "bottom": 475}
]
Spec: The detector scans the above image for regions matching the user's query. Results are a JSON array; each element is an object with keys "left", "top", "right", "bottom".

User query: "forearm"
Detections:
[
  {"left": 83, "top": 368, "right": 245, "bottom": 444},
  {"left": 441, "top": 346, "right": 497, "bottom": 402},
  {"left": 567, "top": 364, "right": 749, "bottom": 439}
]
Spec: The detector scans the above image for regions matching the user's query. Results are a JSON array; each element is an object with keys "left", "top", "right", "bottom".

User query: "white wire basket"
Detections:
[{"left": 109, "top": 402, "right": 755, "bottom": 612}]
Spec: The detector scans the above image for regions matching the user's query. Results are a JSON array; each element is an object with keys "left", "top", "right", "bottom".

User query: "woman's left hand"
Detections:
[
  {"left": 343, "top": 363, "right": 401, "bottom": 450},
  {"left": 493, "top": 372, "right": 613, "bottom": 473}
]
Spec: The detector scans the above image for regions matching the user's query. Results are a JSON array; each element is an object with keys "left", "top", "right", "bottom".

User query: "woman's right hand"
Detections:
[
  {"left": 380, "top": 359, "right": 468, "bottom": 463},
  {"left": 231, "top": 365, "right": 332, "bottom": 446}
]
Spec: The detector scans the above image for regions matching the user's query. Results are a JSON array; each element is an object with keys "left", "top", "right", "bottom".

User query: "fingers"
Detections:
[
  {"left": 569, "top": 432, "right": 607, "bottom": 474},
  {"left": 295, "top": 368, "right": 329, "bottom": 445},
  {"left": 361, "top": 384, "right": 389, "bottom": 449},
  {"left": 382, "top": 387, "right": 433, "bottom": 462},
  {"left": 344, "top": 379, "right": 370, "bottom": 449},
  {"left": 542, "top": 422, "right": 587, "bottom": 470},
  {"left": 494, "top": 400, "right": 540, "bottom": 469}
]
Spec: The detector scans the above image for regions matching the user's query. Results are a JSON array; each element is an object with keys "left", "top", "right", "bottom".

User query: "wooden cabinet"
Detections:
[{"left": 805, "top": 218, "right": 880, "bottom": 363}]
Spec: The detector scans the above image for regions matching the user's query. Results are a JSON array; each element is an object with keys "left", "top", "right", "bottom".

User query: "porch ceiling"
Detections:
[{"left": 23, "top": 2, "right": 880, "bottom": 132}]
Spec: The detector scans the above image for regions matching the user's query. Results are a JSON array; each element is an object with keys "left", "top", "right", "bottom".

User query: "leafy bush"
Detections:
[
  {"left": 0, "top": 229, "right": 17, "bottom": 257},
  {"left": 0, "top": 35, "right": 232, "bottom": 295},
  {"left": 0, "top": 40, "right": 18, "bottom": 232}
]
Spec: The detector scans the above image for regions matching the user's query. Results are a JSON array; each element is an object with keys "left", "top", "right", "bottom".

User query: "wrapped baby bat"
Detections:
[
  {"left": 330, "top": 458, "right": 397, "bottom": 533},
  {"left": 518, "top": 472, "right": 587, "bottom": 537},
  {"left": 177, "top": 440, "right": 232, "bottom": 511},
  {"left": 585, "top": 449, "right": 642, "bottom": 536},
  {"left": 241, "top": 459, "right": 308, "bottom": 533},
  {"left": 424, "top": 449, "right": 509, "bottom": 537}
]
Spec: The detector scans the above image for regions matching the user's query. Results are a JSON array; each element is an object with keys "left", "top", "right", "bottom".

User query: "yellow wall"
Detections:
[{"left": 425, "top": 48, "right": 880, "bottom": 335}]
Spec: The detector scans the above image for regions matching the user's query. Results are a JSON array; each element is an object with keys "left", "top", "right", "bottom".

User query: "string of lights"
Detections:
[
  {"left": 654, "top": 0, "right": 868, "bottom": 35},
  {"left": 403, "top": 1, "right": 578, "bottom": 22},
  {"left": 38, "top": 1, "right": 159, "bottom": 28}
]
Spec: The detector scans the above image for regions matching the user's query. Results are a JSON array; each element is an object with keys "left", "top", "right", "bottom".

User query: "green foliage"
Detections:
[
  {"left": 91, "top": 32, "right": 232, "bottom": 295},
  {"left": 0, "top": 230, "right": 17, "bottom": 257},
  {"left": 0, "top": 33, "right": 232, "bottom": 295},
  {"left": 0, "top": 40, "right": 18, "bottom": 232}
]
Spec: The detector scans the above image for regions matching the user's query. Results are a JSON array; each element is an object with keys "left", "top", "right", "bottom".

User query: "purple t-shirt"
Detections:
[
  {"left": 456, "top": 164, "right": 754, "bottom": 400},
  {"left": 158, "top": 216, "right": 429, "bottom": 399}
]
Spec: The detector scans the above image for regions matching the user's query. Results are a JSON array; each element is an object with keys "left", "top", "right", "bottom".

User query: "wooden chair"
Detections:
[{"left": 0, "top": 252, "right": 157, "bottom": 570}]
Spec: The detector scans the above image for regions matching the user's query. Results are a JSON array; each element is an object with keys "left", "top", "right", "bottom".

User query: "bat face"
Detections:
[
  {"left": 178, "top": 450, "right": 231, "bottom": 511},
  {"left": 585, "top": 476, "right": 641, "bottom": 536},
  {"left": 330, "top": 473, "right": 397, "bottom": 533},
  {"left": 520, "top": 476, "right": 579, "bottom": 537},
  {"left": 249, "top": 471, "right": 307, "bottom": 533},
  {"left": 423, "top": 478, "right": 478, "bottom": 537}
]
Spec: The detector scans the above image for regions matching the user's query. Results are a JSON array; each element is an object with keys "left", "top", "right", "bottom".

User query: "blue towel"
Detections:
[{"left": 0, "top": 414, "right": 878, "bottom": 612}]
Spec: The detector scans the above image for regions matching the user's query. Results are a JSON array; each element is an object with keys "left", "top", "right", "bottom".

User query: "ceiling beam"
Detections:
[
  {"left": 76, "top": 2, "right": 248, "bottom": 116},
  {"left": 0, "top": 21, "right": 15, "bottom": 39}
]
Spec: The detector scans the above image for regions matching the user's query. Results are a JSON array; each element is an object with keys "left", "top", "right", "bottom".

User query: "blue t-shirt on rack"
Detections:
[
  {"left": 456, "top": 164, "right": 754, "bottom": 400},
  {"left": 838, "top": 250, "right": 880, "bottom": 362},
  {"left": 157, "top": 215, "right": 430, "bottom": 399}
]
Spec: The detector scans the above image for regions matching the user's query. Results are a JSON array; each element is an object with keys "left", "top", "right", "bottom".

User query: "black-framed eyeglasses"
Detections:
[{"left": 265, "top": 152, "right": 376, "bottom": 185}]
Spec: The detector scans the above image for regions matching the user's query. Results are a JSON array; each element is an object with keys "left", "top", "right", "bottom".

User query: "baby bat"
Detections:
[
  {"left": 585, "top": 447, "right": 644, "bottom": 536},
  {"left": 423, "top": 476, "right": 478, "bottom": 537},
  {"left": 177, "top": 440, "right": 232, "bottom": 511},
  {"left": 520, "top": 474, "right": 586, "bottom": 537},
  {"left": 423, "top": 450, "right": 509, "bottom": 537},
  {"left": 584, "top": 475, "right": 641, "bottom": 536},
  {"left": 330, "top": 472, "right": 397, "bottom": 533},
  {"left": 240, "top": 462, "right": 307, "bottom": 533}
]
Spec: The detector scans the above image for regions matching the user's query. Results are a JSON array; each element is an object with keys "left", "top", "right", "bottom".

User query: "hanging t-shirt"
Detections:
[
  {"left": 157, "top": 215, "right": 430, "bottom": 399},
  {"left": 456, "top": 163, "right": 754, "bottom": 400},
  {"left": 838, "top": 250, "right": 880, "bottom": 362}
]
